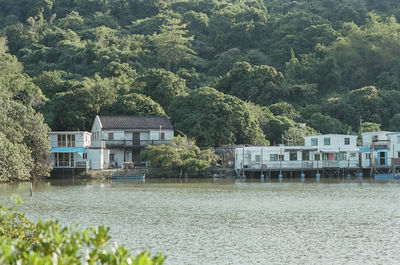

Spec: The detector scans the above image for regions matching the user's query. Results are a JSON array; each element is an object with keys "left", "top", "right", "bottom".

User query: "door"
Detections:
[
  {"left": 132, "top": 132, "right": 140, "bottom": 146},
  {"left": 379, "top": 152, "right": 387, "bottom": 165},
  {"left": 132, "top": 150, "right": 141, "bottom": 163}
]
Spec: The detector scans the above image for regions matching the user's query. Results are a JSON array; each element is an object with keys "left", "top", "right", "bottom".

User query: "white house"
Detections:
[
  {"left": 387, "top": 132, "right": 400, "bottom": 167},
  {"left": 235, "top": 134, "right": 360, "bottom": 171},
  {"left": 304, "top": 134, "right": 358, "bottom": 148},
  {"left": 235, "top": 146, "right": 323, "bottom": 171},
  {"left": 360, "top": 131, "right": 392, "bottom": 168},
  {"left": 304, "top": 134, "right": 359, "bottom": 168},
  {"left": 91, "top": 115, "right": 174, "bottom": 167},
  {"left": 49, "top": 131, "right": 92, "bottom": 169}
]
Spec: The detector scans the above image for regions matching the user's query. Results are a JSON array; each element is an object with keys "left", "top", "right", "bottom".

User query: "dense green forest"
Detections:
[{"left": 2, "top": 0, "right": 400, "bottom": 147}]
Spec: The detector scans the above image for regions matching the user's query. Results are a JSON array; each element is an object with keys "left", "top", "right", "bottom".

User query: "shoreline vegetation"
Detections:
[
  {"left": 3, "top": 0, "right": 400, "bottom": 182},
  {"left": 0, "top": 196, "right": 165, "bottom": 264}
]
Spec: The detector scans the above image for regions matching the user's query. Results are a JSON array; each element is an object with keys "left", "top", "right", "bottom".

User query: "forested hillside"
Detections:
[{"left": 1, "top": 0, "right": 400, "bottom": 146}]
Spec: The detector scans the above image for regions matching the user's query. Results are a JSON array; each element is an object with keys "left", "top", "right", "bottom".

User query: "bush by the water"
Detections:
[
  {"left": 0, "top": 197, "right": 165, "bottom": 265},
  {"left": 141, "top": 136, "right": 217, "bottom": 177}
]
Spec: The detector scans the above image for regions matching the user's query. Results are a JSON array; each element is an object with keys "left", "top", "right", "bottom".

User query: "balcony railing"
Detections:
[
  {"left": 322, "top": 160, "right": 339, "bottom": 167},
  {"left": 54, "top": 160, "right": 90, "bottom": 168},
  {"left": 372, "top": 140, "right": 390, "bottom": 150},
  {"left": 241, "top": 159, "right": 361, "bottom": 170},
  {"left": 53, "top": 141, "right": 88, "bottom": 148},
  {"left": 245, "top": 161, "right": 324, "bottom": 170},
  {"left": 103, "top": 139, "right": 171, "bottom": 148}
]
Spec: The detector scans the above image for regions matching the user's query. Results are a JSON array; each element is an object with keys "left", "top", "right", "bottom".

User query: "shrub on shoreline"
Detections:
[{"left": 0, "top": 197, "right": 165, "bottom": 265}]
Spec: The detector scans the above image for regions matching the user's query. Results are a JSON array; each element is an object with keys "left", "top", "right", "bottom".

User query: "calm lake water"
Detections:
[{"left": 1, "top": 178, "right": 400, "bottom": 264}]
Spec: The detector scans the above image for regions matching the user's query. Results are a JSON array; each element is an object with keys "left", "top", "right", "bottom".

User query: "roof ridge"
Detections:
[{"left": 97, "top": 115, "right": 173, "bottom": 130}]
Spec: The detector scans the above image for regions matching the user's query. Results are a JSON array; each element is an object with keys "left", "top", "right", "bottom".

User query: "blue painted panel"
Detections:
[
  {"left": 385, "top": 152, "right": 388, "bottom": 166},
  {"left": 375, "top": 174, "right": 393, "bottom": 180}
]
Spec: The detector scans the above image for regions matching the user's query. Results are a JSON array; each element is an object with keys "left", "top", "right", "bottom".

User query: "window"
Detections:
[
  {"left": 67, "top": 134, "right": 75, "bottom": 147},
  {"left": 58, "top": 135, "right": 66, "bottom": 147},
  {"left": 279, "top": 155, "right": 284, "bottom": 161},
  {"left": 160, "top": 132, "right": 165, "bottom": 140},
  {"left": 314, "top": 154, "right": 321, "bottom": 161},
  {"left": 324, "top": 138, "right": 330, "bottom": 145},
  {"left": 56, "top": 153, "right": 74, "bottom": 167},
  {"left": 289, "top": 152, "right": 297, "bottom": 161},
  {"left": 108, "top": 132, "right": 114, "bottom": 140},
  {"left": 345, "top": 138, "right": 350, "bottom": 145},
  {"left": 83, "top": 153, "right": 87, "bottom": 160},
  {"left": 302, "top": 151, "right": 310, "bottom": 161},
  {"left": 366, "top": 154, "right": 371, "bottom": 159},
  {"left": 57, "top": 134, "right": 75, "bottom": 147},
  {"left": 311, "top": 138, "right": 318, "bottom": 146},
  {"left": 270, "top": 154, "right": 278, "bottom": 161},
  {"left": 337, "top": 152, "right": 347, "bottom": 161},
  {"left": 350, "top": 152, "right": 357, "bottom": 158},
  {"left": 110, "top": 154, "right": 115, "bottom": 161},
  {"left": 255, "top": 155, "right": 261, "bottom": 162}
]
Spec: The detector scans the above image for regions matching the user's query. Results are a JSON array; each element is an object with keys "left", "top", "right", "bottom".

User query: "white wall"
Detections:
[
  {"left": 235, "top": 147, "right": 360, "bottom": 170},
  {"left": 91, "top": 116, "right": 103, "bottom": 148},
  {"left": 87, "top": 149, "right": 104, "bottom": 170},
  {"left": 109, "top": 149, "right": 125, "bottom": 167},
  {"left": 305, "top": 135, "right": 357, "bottom": 148},
  {"left": 140, "top": 132, "right": 150, "bottom": 141},
  {"left": 360, "top": 152, "right": 371, "bottom": 168},
  {"left": 361, "top": 131, "right": 391, "bottom": 147},
  {"left": 103, "top": 149, "right": 110, "bottom": 169},
  {"left": 100, "top": 130, "right": 173, "bottom": 144},
  {"left": 49, "top": 132, "right": 91, "bottom": 148},
  {"left": 388, "top": 134, "right": 400, "bottom": 158},
  {"left": 103, "top": 130, "right": 125, "bottom": 140},
  {"left": 50, "top": 134, "right": 57, "bottom": 147},
  {"left": 149, "top": 130, "right": 174, "bottom": 141}
]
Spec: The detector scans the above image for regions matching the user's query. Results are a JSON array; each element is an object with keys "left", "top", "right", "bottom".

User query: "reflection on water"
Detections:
[{"left": 1, "top": 178, "right": 400, "bottom": 264}]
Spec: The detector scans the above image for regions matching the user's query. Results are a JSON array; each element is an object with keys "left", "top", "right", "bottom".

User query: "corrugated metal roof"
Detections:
[
  {"left": 98, "top": 116, "right": 173, "bottom": 130},
  {"left": 386, "top": 132, "right": 400, "bottom": 135}
]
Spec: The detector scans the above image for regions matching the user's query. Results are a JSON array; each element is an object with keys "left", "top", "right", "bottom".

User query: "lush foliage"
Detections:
[
  {"left": 0, "top": 38, "right": 51, "bottom": 182},
  {"left": 141, "top": 136, "right": 217, "bottom": 177},
  {"left": 0, "top": 198, "right": 165, "bottom": 265},
  {"left": 2, "top": 0, "right": 400, "bottom": 147},
  {"left": 171, "top": 87, "right": 268, "bottom": 147}
]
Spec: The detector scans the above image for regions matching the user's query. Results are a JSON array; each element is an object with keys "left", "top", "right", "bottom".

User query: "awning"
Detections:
[
  {"left": 51, "top": 147, "right": 85, "bottom": 157},
  {"left": 359, "top": 147, "right": 370, "bottom": 153},
  {"left": 284, "top": 148, "right": 318, "bottom": 152}
]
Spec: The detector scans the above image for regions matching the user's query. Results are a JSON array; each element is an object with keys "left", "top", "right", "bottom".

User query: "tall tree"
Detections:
[
  {"left": 151, "top": 17, "right": 199, "bottom": 71},
  {"left": 171, "top": 87, "right": 268, "bottom": 147}
]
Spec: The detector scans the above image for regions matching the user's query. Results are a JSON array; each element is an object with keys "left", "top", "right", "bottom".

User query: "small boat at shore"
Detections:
[
  {"left": 112, "top": 174, "right": 145, "bottom": 179},
  {"left": 374, "top": 174, "right": 400, "bottom": 180}
]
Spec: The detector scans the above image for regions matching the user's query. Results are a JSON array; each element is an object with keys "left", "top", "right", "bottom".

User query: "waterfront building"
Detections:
[
  {"left": 235, "top": 134, "right": 360, "bottom": 177},
  {"left": 90, "top": 115, "right": 174, "bottom": 167},
  {"left": 49, "top": 131, "right": 92, "bottom": 169},
  {"left": 359, "top": 131, "right": 392, "bottom": 168},
  {"left": 387, "top": 132, "right": 400, "bottom": 166}
]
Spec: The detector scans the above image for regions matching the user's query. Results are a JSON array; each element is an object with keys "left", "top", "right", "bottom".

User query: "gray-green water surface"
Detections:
[{"left": 1, "top": 178, "right": 400, "bottom": 264}]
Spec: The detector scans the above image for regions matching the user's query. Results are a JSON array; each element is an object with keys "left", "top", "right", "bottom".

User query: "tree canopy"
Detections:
[
  {"left": 0, "top": 39, "right": 51, "bottom": 181},
  {"left": 2, "top": 0, "right": 400, "bottom": 148}
]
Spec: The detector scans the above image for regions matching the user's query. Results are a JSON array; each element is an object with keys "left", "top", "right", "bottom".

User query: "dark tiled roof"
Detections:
[{"left": 98, "top": 116, "right": 173, "bottom": 130}]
